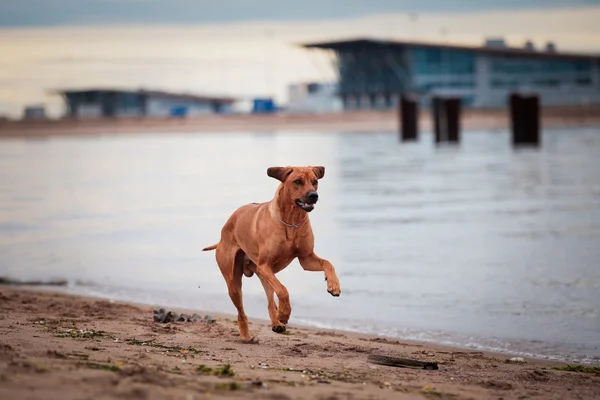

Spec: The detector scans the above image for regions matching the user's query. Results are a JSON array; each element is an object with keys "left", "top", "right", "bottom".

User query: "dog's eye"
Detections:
[
  {"left": 293, "top": 179, "right": 303, "bottom": 185},
  {"left": 313, "top": 180, "right": 318, "bottom": 186}
]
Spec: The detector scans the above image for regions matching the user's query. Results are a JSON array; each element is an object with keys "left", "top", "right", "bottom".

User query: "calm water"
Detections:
[{"left": 1, "top": 128, "right": 599, "bottom": 365}]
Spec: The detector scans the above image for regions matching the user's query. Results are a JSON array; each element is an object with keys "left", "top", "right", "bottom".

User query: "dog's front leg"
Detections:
[
  {"left": 256, "top": 265, "right": 291, "bottom": 332},
  {"left": 298, "top": 253, "right": 341, "bottom": 297}
]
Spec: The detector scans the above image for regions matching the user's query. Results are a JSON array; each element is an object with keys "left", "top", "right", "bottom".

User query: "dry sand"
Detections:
[
  {"left": 1, "top": 107, "right": 599, "bottom": 138},
  {"left": 1, "top": 286, "right": 599, "bottom": 400}
]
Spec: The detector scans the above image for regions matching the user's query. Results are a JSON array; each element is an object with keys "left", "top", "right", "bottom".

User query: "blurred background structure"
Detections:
[
  {"left": 55, "top": 89, "right": 235, "bottom": 118},
  {"left": 303, "top": 38, "right": 600, "bottom": 110}
]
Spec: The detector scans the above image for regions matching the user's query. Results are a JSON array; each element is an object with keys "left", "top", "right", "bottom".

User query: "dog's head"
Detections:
[{"left": 267, "top": 166, "right": 325, "bottom": 212}]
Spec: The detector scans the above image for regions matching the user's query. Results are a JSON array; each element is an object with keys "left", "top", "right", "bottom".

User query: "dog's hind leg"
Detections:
[
  {"left": 216, "top": 246, "right": 255, "bottom": 343},
  {"left": 256, "top": 265, "right": 291, "bottom": 330},
  {"left": 258, "top": 274, "right": 285, "bottom": 333}
]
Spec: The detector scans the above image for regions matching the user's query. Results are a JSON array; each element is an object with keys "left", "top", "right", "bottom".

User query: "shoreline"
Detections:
[
  {"left": 29, "top": 284, "right": 556, "bottom": 365},
  {"left": 2, "top": 107, "right": 600, "bottom": 138},
  {"left": 1, "top": 286, "right": 598, "bottom": 399},
  {"left": 28, "top": 283, "right": 592, "bottom": 366}
]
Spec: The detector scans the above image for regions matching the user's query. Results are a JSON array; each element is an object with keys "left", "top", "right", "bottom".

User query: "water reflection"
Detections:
[{"left": 0, "top": 127, "right": 599, "bottom": 364}]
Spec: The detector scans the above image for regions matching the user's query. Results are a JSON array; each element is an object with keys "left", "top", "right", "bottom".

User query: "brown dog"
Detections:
[{"left": 203, "top": 166, "right": 341, "bottom": 342}]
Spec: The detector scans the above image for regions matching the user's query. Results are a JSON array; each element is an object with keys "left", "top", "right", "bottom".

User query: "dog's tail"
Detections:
[{"left": 202, "top": 243, "right": 218, "bottom": 251}]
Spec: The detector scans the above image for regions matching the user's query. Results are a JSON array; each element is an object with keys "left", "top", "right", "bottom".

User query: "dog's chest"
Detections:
[
  {"left": 267, "top": 239, "right": 305, "bottom": 272},
  {"left": 282, "top": 233, "right": 310, "bottom": 254}
]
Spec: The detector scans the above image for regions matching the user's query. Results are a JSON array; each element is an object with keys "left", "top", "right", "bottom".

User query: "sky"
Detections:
[
  {"left": 1, "top": 0, "right": 599, "bottom": 27},
  {"left": 1, "top": 1, "right": 599, "bottom": 118}
]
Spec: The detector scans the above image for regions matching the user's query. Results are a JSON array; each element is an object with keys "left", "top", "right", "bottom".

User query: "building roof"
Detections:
[
  {"left": 302, "top": 38, "right": 600, "bottom": 62},
  {"left": 50, "top": 88, "right": 236, "bottom": 104}
]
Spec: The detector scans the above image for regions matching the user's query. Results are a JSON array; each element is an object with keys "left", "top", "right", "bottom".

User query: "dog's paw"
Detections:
[
  {"left": 277, "top": 310, "right": 291, "bottom": 325},
  {"left": 327, "top": 280, "right": 341, "bottom": 297},
  {"left": 241, "top": 336, "right": 259, "bottom": 344},
  {"left": 272, "top": 324, "right": 287, "bottom": 334}
]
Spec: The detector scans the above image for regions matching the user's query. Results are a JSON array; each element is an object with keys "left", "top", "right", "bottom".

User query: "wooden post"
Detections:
[
  {"left": 433, "top": 96, "right": 461, "bottom": 143},
  {"left": 433, "top": 97, "right": 442, "bottom": 143},
  {"left": 399, "top": 95, "right": 419, "bottom": 141},
  {"left": 510, "top": 93, "right": 540, "bottom": 146},
  {"left": 446, "top": 98, "right": 461, "bottom": 143}
]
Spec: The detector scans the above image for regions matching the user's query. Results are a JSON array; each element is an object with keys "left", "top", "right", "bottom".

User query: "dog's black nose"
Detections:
[{"left": 308, "top": 191, "right": 319, "bottom": 203}]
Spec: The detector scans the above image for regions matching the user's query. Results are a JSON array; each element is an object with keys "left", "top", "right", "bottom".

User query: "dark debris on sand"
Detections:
[{"left": 153, "top": 308, "right": 216, "bottom": 324}]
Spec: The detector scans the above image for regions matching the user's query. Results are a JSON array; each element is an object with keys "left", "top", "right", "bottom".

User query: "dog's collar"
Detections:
[{"left": 270, "top": 203, "right": 304, "bottom": 229}]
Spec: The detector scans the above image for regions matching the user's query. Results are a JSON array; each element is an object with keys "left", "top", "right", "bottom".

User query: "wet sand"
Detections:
[
  {"left": 0, "top": 287, "right": 598, "bottom": 400},
  {"left": 1, "top": 107, "right": 600, "bottom": 137}
]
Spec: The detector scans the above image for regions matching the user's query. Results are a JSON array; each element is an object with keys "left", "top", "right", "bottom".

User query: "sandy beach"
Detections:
[
  {"left": 1, "top": 107, "right": 600, "bottom": 137},
  {"left": 0, "top": 286, "right": 598, "bottom": 400}
]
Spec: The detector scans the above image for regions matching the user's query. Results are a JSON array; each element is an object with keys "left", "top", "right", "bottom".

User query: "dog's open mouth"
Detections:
[{"left": 295, "top": 199, "right": 315, "bottom": 212}]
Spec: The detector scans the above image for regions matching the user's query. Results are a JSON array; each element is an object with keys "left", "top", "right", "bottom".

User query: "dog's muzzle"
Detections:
[{"left": 296, "top": 191, "right": 318, "bottom": 212}]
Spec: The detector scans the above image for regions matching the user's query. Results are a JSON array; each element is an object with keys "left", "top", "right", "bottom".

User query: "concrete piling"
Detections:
[
  {"left": 433, "top": 97, "right": 461, "bottom": 143},
  {"left": 399, "top": 95, "right": 419, "bottom": 141},
  {"left": 510, "top": 93, "right": 540, "bottom": 146}
]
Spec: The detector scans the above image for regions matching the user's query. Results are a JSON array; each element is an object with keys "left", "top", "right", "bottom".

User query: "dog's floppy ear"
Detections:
[
  {"left": 267, "top": 166, "right": 293, "bottom": 182},
  {"left": 312, "top": 166, "right": 325, "bottom": 180}
]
